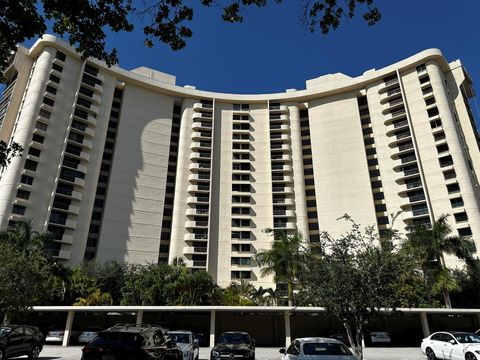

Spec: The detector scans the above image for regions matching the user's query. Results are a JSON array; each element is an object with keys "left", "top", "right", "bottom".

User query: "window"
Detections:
[
  {"left": 458, "top": 227, "right": 473, "bottom": 237},
  {"left": 377, "top": 216, "right": 389, "bottom": 225},
  {"left": 302, "top": 148, "right": 312, "bottom": 156},
  {"left": 16, "top": 189, "right": 30, "bottom": 200},
  {"left": 303, "top": 158, "right": 313, "bottom": 165},
  {"left": 32, "top": 133, "right": 45, "bottom": 144},
  {"left": 49, "top": 74, "right": 60, "bottom": 83},
  {"left": 419, "top": 75, "right": 430, "bottom": 84},
  {"left": 304, "top": 168, "right": 314, "bottom": 176},
  {"left": 308, "top": 211, "right": 318, "bottom": 219},
  {"left": 454, "top": 212, "right": 468, "bottom": 222},
  {"left": 24, "top": 159, "right": 38, "bottom": 172},
  {"left": 39, "top": 109, "right": 51, "bottom": 119},
  {"left": 366, "top": 148, "right": 377, "bottom": 156},
  {"left": 439, "top": 155, "right": 453, "bottom": 168},
  {"left": 425, "top": 97, "right": 436, "bottom": 106},
  {"left": 427, "top": 107, "right": 439, "bottom": 118},
  {"left": 28, "top": 147, "right": 41, "bottom": 157},
  {"left": 232, "top": 219, "right": 251, "bottom": 227},
  {"left": 232, "top": 244, "right": 251, "bottom": 252},
  {"left": 375, "top": 204, "right": 387, "bottom": 212},
  {"left": 55, "top": 50, "right": 66, "bottom": 62},
  {"left": 43, "top": 97, "right": 54, "bottom": 107},
  {"left": 450, "top": 197, "right": 464, "bottom": 208},
  {"left": 373, "top": 192, "right": 385, "bottom": 201},
  {"left": 84, "top": 64, "right": 99, "bottom": 76},
  {"left": 12, "top": 204, "right": 26, "bottom": 215},
  {"left": 301, "top": 139, "right": 311, "bottom": 146},
  {"left": 362, "top": 127, "right": 373, "bottom": 135},
  {"left": 371, "top": 180, "right": 383, "bottom": 189},
  {"left": 46, "top": 85, "right": 57, "bottom": 95},
  {"left": 52, "top": 63, "right": 63, "bottom": 73},
  {"left": 416, "top": 63, "right": 427, "bottom": 73},
  {"left": 232, "top": 207, "right": 250, "bottom": 215},
  {"left": 422, "top": 86, "right": 433, "bottom": 95},
  {"left": 364, "top": 137, "right": 375, "bottom": 145},
  {"left": 231, "top": 257, "right": 252, "bottom": 266},
  {"left": 430, "top": 119, "right": 442, "bottom": 129},
  {"left": 436, "top": 143, "right": 449, "bottom": 154},
  {"left": 434, "top": 131, "right": 446, "bottom": 142},
  {"left": 36, "top": 122, "right": 48, "bottom": 131},
  {"left": 159, "top": 245, "right": 169, "bottom": 253},
  {"left": 306, "top": 200, "right": 316, "bottom": 208},
  {"left": 20, "top": 175, "right": 34, "bottom": 185},
  {"left": 305, "top": 188, "right": 316, "bottom": 197},
  {"left": 233, "top": 104, "right": 249, "bottom": 111},
  {"left": 308, "top": 223, "right": 319, "bottom": 230},
  {"left": 369, "top": 169, "right": 380, "bottom": 177},
  {"left": 446, "top": 183, "right": 460, "bottom": 194},
  {"left": 368, "top": 158, "right": 378, "bottom": 166}
]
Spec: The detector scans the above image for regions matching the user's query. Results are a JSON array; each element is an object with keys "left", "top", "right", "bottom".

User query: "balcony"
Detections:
[
  {"left": 270, "top": 143, "right": 291, "bottom": 151},
  {"left": 269, "top": 124, "right": 289, "bottom": 132},
  {"left": 272, "top": 174, "right": 293, "bottom": 183},
  {"left": 272, "top": 186, "right": 294, "bottom": 194},
  {"left": 186, "top": 208, "right": 209, "bottom": 216},
  {"left": 191, "top": 141, "right": 211, "bottom": 150},
  {"left": 193, "top": 102, "right": 213, "bottom": 111},
  {"left": 272, "top": 198, "right": 295, "bottom": 206},
  {"left": 273, "top": 222, "right": 296, "bottom": 230},
  {"left": 81, "top": 77, "right": 103, "bottom": 94},
  {"left": 271, "top": 164, "right": 293, "bottom": 172},
  {"left": 78, "top": 90, "right": 102, "bottom": 104},
  {"left": 185, "top": 221, "right": 209, "bottom": 229},
  {"left": 188, "top": 173, "right": 211, "bottom": 182},
  {"left": 271, "top": 154, "right": 291, "bottom": 162},
  {"left": 380, "top": 87, "right": 402, "bottom": 103},
  {"left": 192, "top": 132, "right": 212, "bottom": 141},
  {"left": 382, "top": 98, "right": 404, "bottom": 113},
  {"left": 183, "top": 246, "right": 208, "bottom": 255},
  {"left": 56, "top": 188, "right": 82, "bottom": 201},
  {"left": 192, "top": 111, "right": 213, "bottom": 121},
  {"left": 187, "top": 260, "right": 207, "bottom": 268},
  {"left": 269, "top": 104, "right": 288, "bottom": 113},
  {"left": 188, "top": 184, "right": 210, "bottom": 193},
  {"left": 50, "top": 218, "right": 77, "bottom": 229},
  {"left": 378, "top": 78, "right": 399, "bottom": 92},
  {"left": 190, "top": 152, "right": 211, "bottom": 161},
  {"left": 186, "top": 196, "right": 209, "bottom": 204},
  {"left": 184, "top": 233, "right": 208, "bottom": 241},
  {"left": 270, "top": 133, "right": 289, "bottom": 142},
  {"left": 192, "top": 121, "right": 212, "bottom": 131},
  {"left": 272, "top": 209, "right": 296, "bottom": 217},
  {"left": 384, "top": 109, "right": 407, "bottom": 123},
  {"left": 60, "top": 234, "right": 74, "bottom": 244},
  {"left": 56, "top": 250, "right": 71, "bottom": 261},
  {"left": 189, "top": 162, "right": 211, "bottom": 171},
  {"left": 270, "top": 114, "right": 289, "bottom": 122}
]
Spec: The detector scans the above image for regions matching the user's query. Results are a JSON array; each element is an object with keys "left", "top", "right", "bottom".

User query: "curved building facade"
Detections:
[{"left": 0, "top": 35, "right": 479, "bottom": 288}]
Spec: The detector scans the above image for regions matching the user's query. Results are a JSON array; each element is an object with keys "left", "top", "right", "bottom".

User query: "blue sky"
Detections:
[{"left": 25, "top": 1, "right": 480, "bottom": 98}]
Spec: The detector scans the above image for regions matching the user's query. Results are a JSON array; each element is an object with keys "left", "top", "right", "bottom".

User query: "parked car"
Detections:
[
  {"left": 210, "top": 332, "right": 255, "bottom": 360},
  {"left": 45, "top": 328, "right": 82, "bottom": 344},
  {"left": 369, "top": 331, "right": 391, "bottom": 345},
  {"left": 167, "top": 330, "right": 199, "bottom": 360},
  {"left": 79, "top": 328, "right": 102, "bottom": 344},
  {"left": 81, "top": 324, "right": 183, "bottom": 360},
  {"left": 280, "top": 337, "right": 357, "bottom": 360},
  {"left": 421, "top": 331, "right": 480, "bottom": 360},
  {"left": 0, "top": 324, "right": 44, "bottom": 359}
]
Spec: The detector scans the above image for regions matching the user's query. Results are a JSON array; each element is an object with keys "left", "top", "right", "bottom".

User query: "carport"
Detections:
[{"left": 21, "top": 306, "right": 480, "bottom": 347}]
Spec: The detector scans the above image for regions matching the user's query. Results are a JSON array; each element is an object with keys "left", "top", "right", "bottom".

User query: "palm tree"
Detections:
[
  {"left": 254, "top": 230, "right": 309, "bottom": 306},
  {"left": 0, "top": 220, "right": 53, "bottom": 258},
  {"left": 406, "top": 214, "right": 476, "bottom": 308}
]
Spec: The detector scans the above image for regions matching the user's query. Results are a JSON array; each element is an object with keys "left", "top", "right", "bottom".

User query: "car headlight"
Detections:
[{"left": 212, "top": 351, "right": 220, "bottom": 358}]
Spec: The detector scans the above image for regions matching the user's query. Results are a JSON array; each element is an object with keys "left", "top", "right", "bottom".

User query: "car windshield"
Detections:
[
  {"left": 303, "top": 342, "right": 353, "bottom": 356},
  {"left": 169, "top": 333, "right": 190, "bottom": 343},
  {"left": 90, "top": 332, "right": 144, "bottom": 348},
  {"left": 453, "top": 333, "right": 480, "bottom": 343},
  {"left": 218, "top": 333, "right": 251, "bottom": 344},
  {"left": 0, "top": 327, "right": 12, "bottom": 337}
]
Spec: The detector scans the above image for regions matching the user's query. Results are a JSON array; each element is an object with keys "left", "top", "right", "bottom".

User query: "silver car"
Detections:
[
  {"left": 167, "top": 330, "right": 200, "bottom": 360},
  {"left": 280, "top": 337, "right": 357, "bottom": 360}
]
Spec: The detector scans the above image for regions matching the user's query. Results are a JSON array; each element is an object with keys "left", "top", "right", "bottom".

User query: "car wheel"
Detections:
[
  {"left": 466, "top": 353, "right": 477, "bottom": 360},
  {"left": 29, "top": 344, "right": 42, "bottom": 359},
  {"left": 425, "top": 348, "right": 437, "bottom": 360},
  {"left": 0, "top": 348, "right": 4, "bottom": 360}
]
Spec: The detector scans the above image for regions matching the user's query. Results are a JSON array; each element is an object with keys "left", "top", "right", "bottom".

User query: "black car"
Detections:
[
  {"left": 0, "top": 325, "right": 44, "bottom": 359},
  {"left": 81, "top": 324, "right": 183, "bottom": 360},
  {"left": 210, "top": 332, "right": 255, "bottom": 360}
]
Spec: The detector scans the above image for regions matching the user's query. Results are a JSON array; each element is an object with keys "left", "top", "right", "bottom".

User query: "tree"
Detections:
[
  {"left": 0, "top": 140, "right": 22, "bottom": 171},
  {"left": 0, "top": 0, "right": 381, "bottom": 74},
  {"left": 222, "top": 281, "right": 256, "bottom": 306},
  {"left": 405, "top": 214, "right": 476, "bottom": 308},
  {"left": 254, "top": 229, "right": 309, "bottom": 306},
  {"left": 299, "top": 215, "right": 413, "bottom": 360},
  {"left": 0, "top": 221, "right": 54, "bottom": 323},
  {"left": 74, "top": 289, "right": 113, "bottom": 306}
]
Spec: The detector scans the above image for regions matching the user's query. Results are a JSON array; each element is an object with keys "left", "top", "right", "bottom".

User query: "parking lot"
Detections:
[{"left": 38, "top": 346, "right": 426, "bottom": 360}]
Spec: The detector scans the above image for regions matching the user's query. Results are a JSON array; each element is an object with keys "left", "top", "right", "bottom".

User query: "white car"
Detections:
[
  {"left": 45, "top": 329, "right": 81, "bottom": 343},
  {"left": 370, "top": 331, "right": 391, "bottom": 344},
  {"left": 421, "top": 331, "right": 480, "bottom": 360},
  {"left": 167, "top": 330, "right": 199, "bottom": 360},
  {"left": 280, "top": 337, "right": 358, "bottom": 360}
]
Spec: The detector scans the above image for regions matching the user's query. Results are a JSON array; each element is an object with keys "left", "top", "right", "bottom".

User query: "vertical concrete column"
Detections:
[
  {"left": 136, "top": 310, "right": 144, "bottom": 325},
  {"left": 62, "top": 310, "right": 75, "bottom": 347},
  {"left": 284, "top": 311, "right": 291, "bottom": 347},
  {"left": 210, "top": 310, "right": 216, "bottom": 347},
  {"left": 288, "top": 105, "right": 309, "bottom": 239},
  {"left": 420, "top": 312, "right": 430, "bottom": 338}
]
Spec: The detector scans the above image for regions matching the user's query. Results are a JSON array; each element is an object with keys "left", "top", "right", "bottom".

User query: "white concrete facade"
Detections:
[{"left": 0, "top": 35, "right": 479, "bottom": 288}]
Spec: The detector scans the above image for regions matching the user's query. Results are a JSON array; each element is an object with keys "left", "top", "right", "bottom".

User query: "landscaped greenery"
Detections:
[{"left": 1, "top": 217, "right": 478, "bottom": 332}]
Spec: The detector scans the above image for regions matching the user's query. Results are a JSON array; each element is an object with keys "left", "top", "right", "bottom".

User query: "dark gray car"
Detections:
[
  {"left": 280, "top": 337, "right": 357, "bottom": 360},
  {"left": 0, "top": 325, "right": 44, "bottom": 360}
]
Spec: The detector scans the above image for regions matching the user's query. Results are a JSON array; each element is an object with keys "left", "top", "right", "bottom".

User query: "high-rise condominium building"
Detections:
[{"left": 0, "top": 35, "right": 479, "bottom": 288}]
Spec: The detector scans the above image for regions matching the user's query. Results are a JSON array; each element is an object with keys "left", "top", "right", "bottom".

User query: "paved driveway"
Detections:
[{"left": 38, "top": 346, "right": 426, "bottom": 360}]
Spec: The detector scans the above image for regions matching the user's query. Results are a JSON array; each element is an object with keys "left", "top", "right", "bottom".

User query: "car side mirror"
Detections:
[
  {"left": 279, "top": 348, "right": 286, "bottom": 354},
  {"left": 450, "top": 339, "right": 456, "bottom": 345},
  {"left": 194, "top": 339, "right": 199, "bottom": 344}
]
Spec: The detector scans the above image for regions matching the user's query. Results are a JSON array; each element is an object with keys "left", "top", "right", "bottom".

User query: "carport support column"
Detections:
[
  {"left": 284, "top": 311, "right": 291, "bottom": 347},
  {"left": 210, "top": 310, "right": 216, "bottom": 347},
  {"left": 136, "top": 310, "right": 144, "bottom": 325},
  {"left": 62, "top": 310, "right": 75, "bottom": 347},
  {"left": 420, "top": 312, "right": 430, "bottom": 338}
]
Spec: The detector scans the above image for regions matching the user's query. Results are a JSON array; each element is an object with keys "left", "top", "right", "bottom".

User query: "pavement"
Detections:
[{"left": 36, "top": 346, "right": 426, "bottom": 360}]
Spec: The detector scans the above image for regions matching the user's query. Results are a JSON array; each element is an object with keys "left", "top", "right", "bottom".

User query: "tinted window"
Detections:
[
  {"left": 218, "top": 333, "right": 251, "bottom": 345},
  {"left": 302, "top": 342, "right": 352, "bottom": 356},
  {"left": 430, "top": 333, "right": 443, "bottom": 341},
  {"left": 0, "top": 327, "right": 12, "bottom": 337},
  {"left": 90, "top": 332, "right": 144, "bottom": 348},
  {"left": 453, "top": 333, "right": 480, "bottom": 343},
  {"left": 168, "top": 333, "right": 190, "bottom": 343}
]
